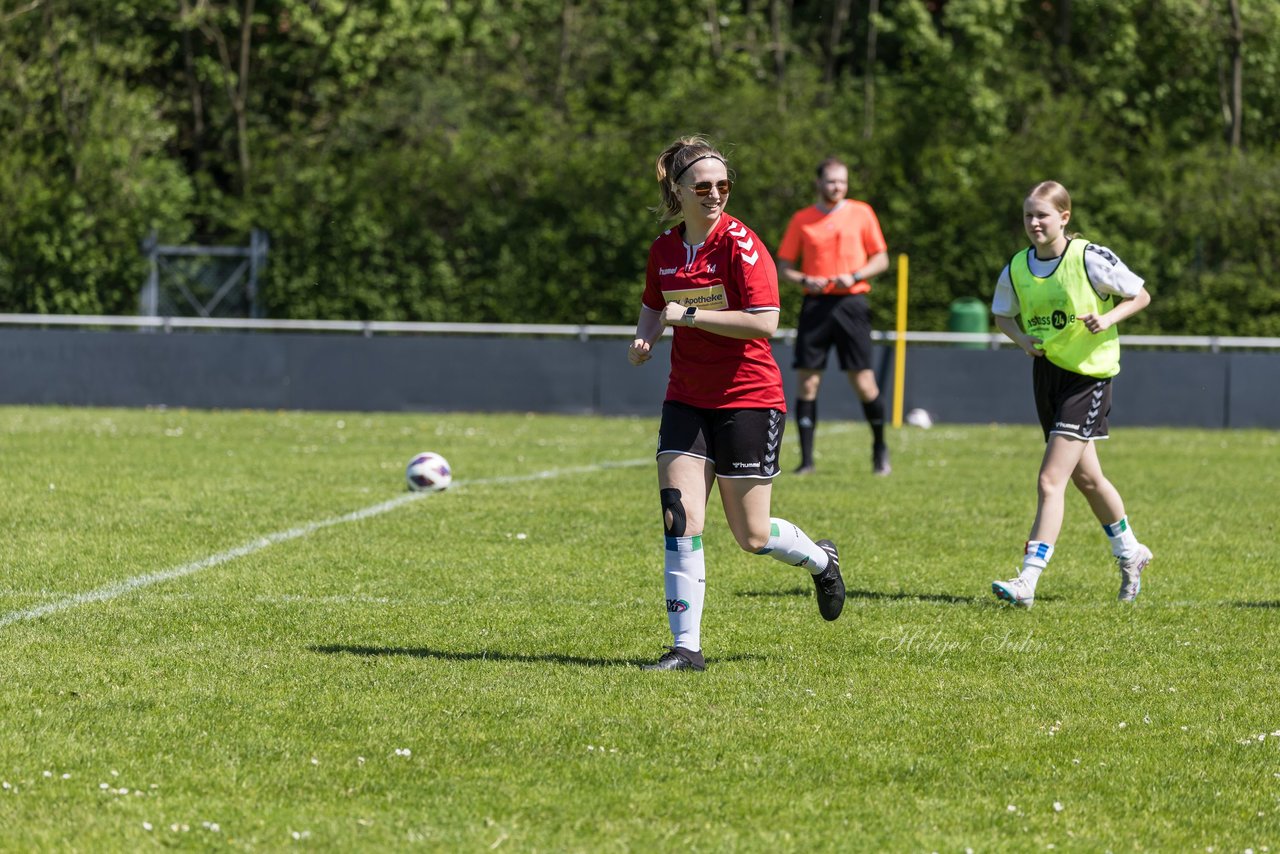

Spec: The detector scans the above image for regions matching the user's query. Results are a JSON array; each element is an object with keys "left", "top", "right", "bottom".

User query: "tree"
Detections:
[{"left": 0, "top": 0, "right": 1276, "bottom": 334}]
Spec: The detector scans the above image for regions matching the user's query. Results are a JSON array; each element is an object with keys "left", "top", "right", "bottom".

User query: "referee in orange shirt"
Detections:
[{"left": 777, "top": 157, "right": 891, "bottom": 475}]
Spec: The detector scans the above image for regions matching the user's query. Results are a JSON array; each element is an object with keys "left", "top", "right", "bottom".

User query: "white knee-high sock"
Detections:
[
  {"left": 664, "top": 535, "right": 706, "bottom": 652},
  {"left": 756, "top": 518, "right": 829, "bottom": 575}
]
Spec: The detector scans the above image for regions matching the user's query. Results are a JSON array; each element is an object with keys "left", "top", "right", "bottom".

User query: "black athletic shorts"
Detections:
[
  {"left": 1033, "top": 357, "right": 1112, "bottom": 442},
  {"left": 792, "top": 293, "right": 873, "bottom": 372},
  {"left": 656, "top": 400, "right": 783, "bottom": 479}
]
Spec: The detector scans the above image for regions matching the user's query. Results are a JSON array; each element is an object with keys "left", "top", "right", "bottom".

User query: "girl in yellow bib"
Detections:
[{"left": 990, "top": 181, "right": 1153, "bottom": 608}]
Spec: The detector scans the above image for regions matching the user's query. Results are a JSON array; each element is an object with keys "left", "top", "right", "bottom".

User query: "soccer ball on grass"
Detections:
[{"left": 405, "top": 452, "right": 452, "bottom": 492}]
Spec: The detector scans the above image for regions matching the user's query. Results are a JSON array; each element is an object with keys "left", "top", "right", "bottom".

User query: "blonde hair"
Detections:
[
  {"left": 1026, "top": 180, "right": 1081, "bottom": 240},
  {"left": 1026, "top": 180, "right": 1071, "bottom": 214},
  {"left": 653, "top": 136, "right": 727, "bottom": 220}
]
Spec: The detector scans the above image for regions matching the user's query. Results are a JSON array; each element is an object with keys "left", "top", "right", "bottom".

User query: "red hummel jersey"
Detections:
[{"left": 642, "top": 214, "right": 785, "bottom": 410}]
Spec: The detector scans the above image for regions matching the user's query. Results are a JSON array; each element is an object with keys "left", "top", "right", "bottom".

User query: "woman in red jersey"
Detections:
[{"left": 627, "top": 136, "right": 846, "bottom": 672}]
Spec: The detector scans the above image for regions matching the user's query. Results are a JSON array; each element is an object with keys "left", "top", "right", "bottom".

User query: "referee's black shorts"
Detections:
[
  {"left": 1033, "top": 357, "right": 1112, "bottom": 442},
  {"left": 791, "top": 294, "right": 873, "bottom": 372}
]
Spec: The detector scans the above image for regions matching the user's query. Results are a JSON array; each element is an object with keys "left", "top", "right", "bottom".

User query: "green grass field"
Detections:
[{"left": 1, "top": 406, "right": 1278, "bottom": 851}]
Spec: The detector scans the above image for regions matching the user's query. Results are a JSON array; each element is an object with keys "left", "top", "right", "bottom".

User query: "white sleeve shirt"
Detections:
[{"left": 991, "top": 243, "right": 1146, "bottom": 318}]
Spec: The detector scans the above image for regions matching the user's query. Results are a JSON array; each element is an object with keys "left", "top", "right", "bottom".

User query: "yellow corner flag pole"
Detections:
[{"left": 892, "top": 253, "right": 908, "bottom": 428}]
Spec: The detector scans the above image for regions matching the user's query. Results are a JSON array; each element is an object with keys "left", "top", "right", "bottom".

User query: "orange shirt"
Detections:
[{"left": 777, "top": 200, "right": 887, "bottom": 295}]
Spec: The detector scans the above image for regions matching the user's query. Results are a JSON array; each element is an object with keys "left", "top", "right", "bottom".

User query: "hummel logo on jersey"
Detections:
[
  {"left": 659, "top": 267, "right": 678, "bottom": 276},
  {"left": 1087, "top": 244, "right": 1120, "bottom": 265},
  {"left": 723, "top": 222, "right": 759, "bottom": 265}
]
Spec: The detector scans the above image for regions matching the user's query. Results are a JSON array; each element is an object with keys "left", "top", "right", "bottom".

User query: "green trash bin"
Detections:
[{"left": 948, "top": 297, "right": 989, "bottom": 349}]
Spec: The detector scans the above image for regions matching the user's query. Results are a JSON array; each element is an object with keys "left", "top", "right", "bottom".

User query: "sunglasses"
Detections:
[{"left": 683, "top": 179, "right": 733, "bottom": 197}]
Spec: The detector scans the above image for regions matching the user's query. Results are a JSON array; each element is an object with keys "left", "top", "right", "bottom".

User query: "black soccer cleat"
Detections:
[
  {"left": 872, "top": 444, "right": 891, "bottom": 476},
  {"left": 812, "top": 539, "right": 846, "bottom": 621},
  {"left": 641, "top": 646, "right": 706, "bottom": 672},
  {"left": 793, "top": 462, "right": 816, "bottom": 476}
]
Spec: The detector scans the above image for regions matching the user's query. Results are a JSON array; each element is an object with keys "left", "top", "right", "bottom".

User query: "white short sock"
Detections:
[
  {"left": 664, "top": 535, "right": 706, "bottom": 652},
  {"left": 1102, "top": 517, "right": 1140, "bottom": 558},
  {"left": 1020, "top": 540, "right": 1054, "bottom": 585}
]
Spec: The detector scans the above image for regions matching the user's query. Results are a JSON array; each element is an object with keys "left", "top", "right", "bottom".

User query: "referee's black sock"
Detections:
[
  {"left": 861, "top": 395, "right": 886, "bottom": 448},
  {"left": 796, "top": 399, "right": 817, "bottom": 467}
]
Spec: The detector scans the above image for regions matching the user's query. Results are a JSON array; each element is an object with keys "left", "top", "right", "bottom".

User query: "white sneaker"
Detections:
[
  {"left": 992, "top": 575, "right": 1036, "bottom": 608},
  {"left": 1117, "top": 544, "right": 1153, "bottom": 602}
]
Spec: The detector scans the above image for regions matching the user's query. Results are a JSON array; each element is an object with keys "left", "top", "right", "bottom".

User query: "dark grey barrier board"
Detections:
[{"left": 1, "top": 328, "right": 1276, "bottom": 428}]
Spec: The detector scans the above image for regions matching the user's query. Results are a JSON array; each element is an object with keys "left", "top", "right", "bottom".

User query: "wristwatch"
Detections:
[{"left": 683, "top": 306, "right": 697, "bottom": 326}]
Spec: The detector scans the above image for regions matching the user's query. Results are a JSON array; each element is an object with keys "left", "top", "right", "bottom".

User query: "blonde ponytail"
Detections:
[{"left": 652, "top": 136, "right": 727, "bottom": 220}]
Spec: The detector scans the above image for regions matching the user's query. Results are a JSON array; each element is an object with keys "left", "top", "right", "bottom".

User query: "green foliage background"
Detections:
[{"left": 1, "top": 0, "right": 1277, "bottom": 333}]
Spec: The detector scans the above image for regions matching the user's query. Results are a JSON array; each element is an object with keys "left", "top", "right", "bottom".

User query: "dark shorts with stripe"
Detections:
[
  {"left": 1033, "top": 357, "right": 1112, "bottom": 442},
  {"left": 657, "top": 401, "right": 784, "bottom": 479},
  {"left": 792, "top": 294, "right": 873, "bottom": 372}
]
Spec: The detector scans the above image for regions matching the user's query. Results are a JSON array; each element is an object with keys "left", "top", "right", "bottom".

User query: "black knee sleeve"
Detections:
[{"left": 660, "top": 487, "right": 686, "bottom": 538}]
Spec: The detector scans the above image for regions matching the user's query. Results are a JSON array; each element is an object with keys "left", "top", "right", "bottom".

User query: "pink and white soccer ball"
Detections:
[{"left": 405, "top": 452, "right": 452, "bottom": 492}]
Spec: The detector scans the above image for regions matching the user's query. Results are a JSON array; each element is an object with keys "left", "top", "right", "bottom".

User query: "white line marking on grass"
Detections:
[{"left": 0, "top": 458, "right": 651, "bottom": 629}]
